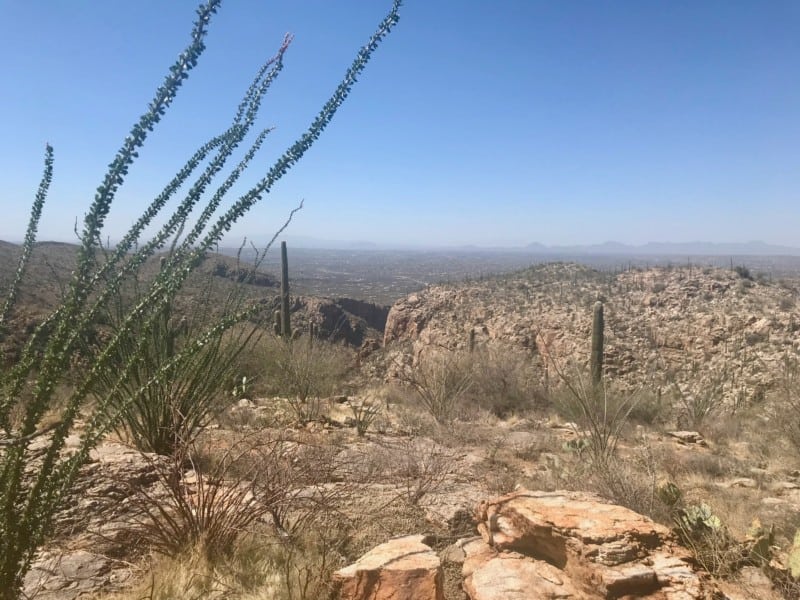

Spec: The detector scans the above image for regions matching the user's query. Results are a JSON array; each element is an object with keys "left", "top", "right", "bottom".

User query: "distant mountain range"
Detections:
[
  {"left": 267, "top": 237, "right": 800, "bottom": 256},
  {"left": 6, "top": 237, "right": 798, "bottom": 257},
  {"left": 523, "top": 240, "right": 800, "bottom": 256}
]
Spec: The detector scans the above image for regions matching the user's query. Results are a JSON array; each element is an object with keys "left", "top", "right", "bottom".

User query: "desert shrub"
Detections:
[
  {"left": 348, "top": 398, "right": 382, "bottom": 436},
  {"left": 663, "top": 449, "right": 736, "bottom": 480},
  {"left": 398, "top": 348, "right": 474, "bottom": 424},
  {"left": 581, "top": 445, "right": 673, "bottom": 525},
  {"left": 130, "top": 440, "right": 269, "bottom": 561},
  {"left": 733, "top": 265, "right": 753, "bottom": 280},
  {"left": 626, "top": 388, "right": 669, "bottom": 426},
  {"left": 0, "top": 1, "right": 401, "bottom": 595},
  {"left": 674, "top": 377, "right": 725, "bottom": 432},
  {"left": 252, "top": 435, "right": 347, "bottom": 538},
  {"left": 744, "top": 330, "right": 769, "bottom": 345},
  {"left": 106, "top": 519, "right": 349, "bottom": 600},
  {"left": 467, "top": 346, "right": 544, "bottom": 417},
  {"left": 550, "top": 372, "right": 638, "bottom": 464},
  {"left": 95, "top": 297, "right": 258, "bottom": 455},
  {"left": 132, "top": 432, "right": 350, "bottom": 564},
  {"left": 261, "top": 335, "right": 352, "bottom": 424},
  {"left": 396, "top": 438, "right": 460, "bottom": 505}
]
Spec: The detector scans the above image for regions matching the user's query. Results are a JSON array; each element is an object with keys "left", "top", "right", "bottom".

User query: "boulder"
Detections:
[
  {"left": 462, "top": 537, "right": 583, "bottom": 599},
  {"left": 667, "top": 431, "right": 707, "bottom": 446},
  {"left": 469, "top": 489, "right": 718, "bottom": 599},
  {"left": 333, "top": 534, "right": 443, "bottom": 600}
]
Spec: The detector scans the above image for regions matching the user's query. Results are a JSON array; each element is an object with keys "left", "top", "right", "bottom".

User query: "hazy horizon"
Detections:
[
  {"left": 4, "top": 235, "right": 800, "bottom": 257},
  {"left": 2, "top": 2, "right": 799, "bottom": 247}
]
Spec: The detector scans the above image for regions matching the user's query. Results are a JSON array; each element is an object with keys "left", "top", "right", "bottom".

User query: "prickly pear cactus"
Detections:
[
  {"left": 746, "top": 518, "right": 774, "bottom": 567},
  {"left": 656, "top": 479, "right": 682, "bottom": 508},
  {"left": 676, "top": 503, "right": 722, "bottom": 534}
]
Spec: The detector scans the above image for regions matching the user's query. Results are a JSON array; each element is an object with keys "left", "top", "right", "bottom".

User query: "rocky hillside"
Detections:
[
  {"left": 0, "top": 242, "right": 388, "bottom": 364},
  {"left": 384, "top": 263, "right": 800, "bottom": 407},
  {"left": 277, "top": 295, "right": 388, "bottom": 347}
]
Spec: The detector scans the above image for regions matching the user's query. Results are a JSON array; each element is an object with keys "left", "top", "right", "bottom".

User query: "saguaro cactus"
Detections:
[
  {"left": 591, "top": 300, "right": 604, "bottom": 386},
  {"left": 273, "top": 309, "right": 281, "bottom": 336},
  {"left": 280, "top": 240, "right": 291, "bottom": 338}
]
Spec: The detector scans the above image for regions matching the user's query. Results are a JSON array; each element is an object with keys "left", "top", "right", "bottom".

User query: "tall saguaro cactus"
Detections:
[
  {"left": 591, "top": 300, "right": 604, "bottom": 386},
  {"left": 280, "top": 240, "right": 291, "bottom": 338}
]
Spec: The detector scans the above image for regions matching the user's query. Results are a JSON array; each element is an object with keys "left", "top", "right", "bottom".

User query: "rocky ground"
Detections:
[
  {"left": 385, "top": 263, "right": 800, "bottom": 412},
  {"left": 17, "top": 263, "right": 800, "bottom": 599}
]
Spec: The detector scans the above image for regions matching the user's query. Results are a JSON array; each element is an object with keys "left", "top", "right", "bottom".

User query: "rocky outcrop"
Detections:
[
  {"left": 335, "top": 297, "right": 390, "bottom": 332},
  {"left": 465, "top": 489, "right": 719, "bottom": 599},
  {"left": 261, "top": 295, "right": 388, "bottom": 347},
  {"left": 333, "top": 534, "right": 443, "bottom": 600},
  {"left": 211, "top": 260, "right": 277, "bottom": 287},
  {"left": 384, "top": 293, "right": 440, "bottom": 346},
  {"left": 383, "top": 264, "right": 800, "bottom": 407},
  {"left": 461, "top": 538, "right": 584, "bottom": 599},
  {"left": 334, "top": 490, "right": 723, "bottom": 600},
  {"left": 24, "top": 441, "right": 167, "bottom": 599}
]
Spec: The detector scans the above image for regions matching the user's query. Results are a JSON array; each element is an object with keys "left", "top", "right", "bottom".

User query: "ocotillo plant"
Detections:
[
  {"left": 0, "top": 1, "right": 401, "bottom": 596},
  {"left": 591, "top": 300, "right": 604, "bottom": 386},
  {"left": 280, "top": 240, "right": 291, "bottom": 338}
]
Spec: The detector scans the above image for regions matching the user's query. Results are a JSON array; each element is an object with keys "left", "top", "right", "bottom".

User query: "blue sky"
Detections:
[{"left": 1, "top": 1, "right": 799, "bottom": 248}]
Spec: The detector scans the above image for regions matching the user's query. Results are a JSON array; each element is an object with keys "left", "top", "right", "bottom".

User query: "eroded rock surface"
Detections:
[
  {"left": 333, "top": 534, "right": 444, "bottom": 600},
  {"left": 23, "top": 441, "right": 166, "bottom": 600},
  {"left": 468, "top": 489, "right": 719, "bottom": 599},
  {"left": 383, "top": 264, "right": 800, "bottom": 406}
]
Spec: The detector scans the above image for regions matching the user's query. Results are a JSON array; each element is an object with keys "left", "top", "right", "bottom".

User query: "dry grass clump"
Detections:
[
  {"left": 392, "top": 345, "right": 545, "bottom": 424},
  {"left": 466, "top": 346, "right": 546, "bottom": 418},
  {"left": 583, "top": 445, "right": 674, "bottom": 525},
  {"left": 101, "top": 523, "right": 348, "bottom": 600},
  {"left": 548, "top": 375, "right": 639, "bottom": 465},
  {"left": 258, "top": 334, "right": 353, "bottom": 424}
]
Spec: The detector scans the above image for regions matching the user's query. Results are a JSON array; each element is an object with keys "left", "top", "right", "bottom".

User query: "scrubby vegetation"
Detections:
[
  {"left": 0, "top": 0, "right": 401, "bottom": 597},
  {"left": 5, "top": 3, "right": 800, "bottom": 600}
]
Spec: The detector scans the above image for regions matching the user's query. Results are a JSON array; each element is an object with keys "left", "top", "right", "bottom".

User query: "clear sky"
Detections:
[{"left": 1, "top": 1, "right": 799, "bottom": 248}]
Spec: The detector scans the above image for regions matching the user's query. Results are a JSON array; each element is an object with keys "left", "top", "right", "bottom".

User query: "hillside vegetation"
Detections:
[{"left": 11, "top": 256, "right": 800, "bottom": 599}]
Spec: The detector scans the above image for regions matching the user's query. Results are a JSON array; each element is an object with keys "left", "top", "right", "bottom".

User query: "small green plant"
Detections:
[
  {"left": 349, "top": 399, "right": 381, "bottom": 436},
  {"left": 673, "top": 502, "right": 739, "bottom": 576},
  {"left": 551, "top": 374, "right": 638, "bottom": 465}
]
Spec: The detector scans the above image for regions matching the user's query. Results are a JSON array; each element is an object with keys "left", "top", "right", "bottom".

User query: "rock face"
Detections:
[
  {"left": 335, "top": 297, "right": 390, "bottom": 332},
  {"left": 23, "top": 441, "right": 167, "bottom": 600},
  {"left": 333, "top": 534, "right": 444, "bottom": 600},
  {"left": 383, "top": 264, "right": 800, "bottom": 406},
  {"left": 466, "top": 489, "right": 718, "bottom": 599},
  {"left": 274, "top": 296, "right": 388, "bottom": 347}
]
